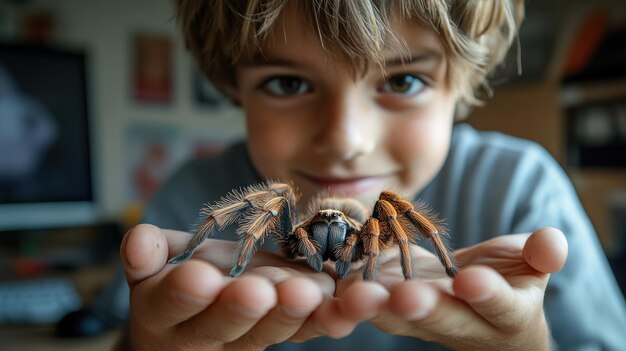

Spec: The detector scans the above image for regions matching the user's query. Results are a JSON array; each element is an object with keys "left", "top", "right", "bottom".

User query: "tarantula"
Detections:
[{"left": 168, "top": 182, "right": 457, "bottom": 280}]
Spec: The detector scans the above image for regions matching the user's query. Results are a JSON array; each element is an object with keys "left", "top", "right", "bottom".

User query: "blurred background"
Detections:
[{"left": 0, "top": 0, "right": 624, "bottom": 349}]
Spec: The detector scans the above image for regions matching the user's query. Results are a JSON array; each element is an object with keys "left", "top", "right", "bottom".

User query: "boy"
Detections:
[{"left": 115, "top": 0, "right": 626, "bottom": 349}]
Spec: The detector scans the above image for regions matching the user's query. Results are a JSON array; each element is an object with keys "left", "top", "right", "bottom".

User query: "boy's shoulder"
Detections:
[
  {"left": 452, "top": 123, "right": 548, "bottom": 161},
  {"left": 421, "top": 124, "right": 573, "bottom": 245},
  {"left": 437, "top": 123, "right": 567, "bottom": 202},
  {"left": 449, "top": 123, "right": 557, "bottom": 182}
]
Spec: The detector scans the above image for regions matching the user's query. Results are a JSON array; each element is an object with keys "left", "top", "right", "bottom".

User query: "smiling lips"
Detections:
[{"left": 296, "top": 171, "right": 390, "bottom": 196}]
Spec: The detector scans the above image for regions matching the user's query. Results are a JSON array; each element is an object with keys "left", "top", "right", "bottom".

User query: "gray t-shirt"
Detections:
[{"left": 104, "top": 123, "right": 626, "bottom": 350}]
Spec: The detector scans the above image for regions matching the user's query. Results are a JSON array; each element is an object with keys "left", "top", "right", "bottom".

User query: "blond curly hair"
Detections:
[{"left": 176, "top": 0, "right": 523, "bottom": 113}]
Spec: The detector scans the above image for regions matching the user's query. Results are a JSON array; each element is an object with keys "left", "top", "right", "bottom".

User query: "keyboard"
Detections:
[{"left": 0, "top": 277, "right": 83, "bottom": 325}]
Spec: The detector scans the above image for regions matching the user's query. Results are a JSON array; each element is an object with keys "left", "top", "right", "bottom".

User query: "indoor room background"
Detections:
[{"left": 0, "top": 0, "right": 624, "bottom": 349}]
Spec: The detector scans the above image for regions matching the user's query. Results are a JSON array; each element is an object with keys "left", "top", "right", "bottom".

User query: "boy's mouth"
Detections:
[{"left": 295, "top": 171, "right": 390, "bottom": 196}]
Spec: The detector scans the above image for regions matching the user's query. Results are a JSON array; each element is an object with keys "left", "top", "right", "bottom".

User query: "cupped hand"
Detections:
[
  {"left": 120, "top": 224, "right": 389, "bottom": 351},
  {"left": 337, "top": 227, "right": 568, "bottom": 350}
]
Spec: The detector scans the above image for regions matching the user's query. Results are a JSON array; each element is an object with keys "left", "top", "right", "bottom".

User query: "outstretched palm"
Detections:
[{"left": 333, "top": 228, "right": 567, "bottom": 351}]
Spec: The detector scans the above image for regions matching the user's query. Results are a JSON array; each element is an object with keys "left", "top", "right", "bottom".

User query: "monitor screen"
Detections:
[{"left": 0, "top": 43, "right": 98, "bottom": 231}]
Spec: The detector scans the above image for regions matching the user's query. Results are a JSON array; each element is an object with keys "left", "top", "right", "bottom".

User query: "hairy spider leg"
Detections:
[
  {"left": 168, "top": 183, "right": 293, "bottom": 264},
  {"left": 360, "top": 218, "right": 382, "bottom": 280},
  {"left": 374, "top": 200, "right": 414, "bottom": 280},
  {"left": 167, "top": 197, "right": 258, "bottom": 264},
  {"left": 379, "top": 191, "right": 458, "bottom": 278},
  {"left": 168, "top": 216, "right": 218, "bottom": 264},
  {"left": 231, "top": 196, "right": 292, "bottom": 277},
  {"left": 334, "top": 228, "right": 359, "bottom": 279},
  {"left": 405, "top": 209, "right": 458, "bottom": 277},
  {"left": 290, "top": 224, "right": 322, "bottom": 271}
]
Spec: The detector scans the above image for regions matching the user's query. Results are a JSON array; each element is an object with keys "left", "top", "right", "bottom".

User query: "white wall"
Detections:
[{"left": 3, "top": 0, "right": 246, "bottom": 220}]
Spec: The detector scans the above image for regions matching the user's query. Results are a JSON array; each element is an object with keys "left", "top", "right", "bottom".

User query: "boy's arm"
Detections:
[{"left": 119, "top": 224, "right": 389, "bottom": 350}]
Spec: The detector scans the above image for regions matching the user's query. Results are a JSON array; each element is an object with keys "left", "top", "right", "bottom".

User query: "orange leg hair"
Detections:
[
  {"left": 360, "top": 218, "right": 382, "bottom": 280},
  {"left": 335, "top": 229, "right": 361, "bottom": 279},
  {"left": 379, "top": 191, "right": 458, "bottom": 278},
  {"left": 291, "top": 225, "right": 323, "bottom": 272},
  {"left": 168, "top": 182, "right": 297, "bottom": 268},
  {"left": 168, "top": 197, "right": 251, "bottom": 264},
  {"left": 231, "top": 196, "right": 292, "bottom": 276},
  {"left": 373, "top": 200, "right": 415, "bottom": 280}
]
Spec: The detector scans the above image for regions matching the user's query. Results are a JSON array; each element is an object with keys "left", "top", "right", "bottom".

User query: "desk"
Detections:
[
  {"left": 0, "top": 326, "right": 122, "bottom": 351},
  {"left": 0, "top": 258, "right": 123, "bottom": 350}
]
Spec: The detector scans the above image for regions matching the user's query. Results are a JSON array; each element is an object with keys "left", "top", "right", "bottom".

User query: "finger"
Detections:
[
  {"left": 289, "top": 298, "right": 354, "bottom": 341},
  {"left": 131, "top": 259, "right": 225, "bottom": 330},
  {"left": 122, "top": 225, "right": 250, "bottom": 283},
  {"left": 454, "top": 233, "right": 528, "bottom": 268},
  {"left": 245, "top": 265, "right": 336, "bottom": 297},
  {"left": 374, "top": 280, "right": 496, "bottom": 344},
  {"left": 523, "top": 227, "right": 568, "bottom": 274},
  {"left": 337, "top": 281, "right": 389, "bottom": 320},
  {"left": 121, "top": 224, "right": 169, "bottom": 285},
  {"left": 381, "top": 280, "right": 439, "bottom": 322},
  {"left": 368, "top": 245, "right": 447, "bottom": 290},
  {"left": 291, "top": 282, "right": 390, "bottom": 342},
  {"left": 178, "top": 275, "right": 277, "bottom": 345},
  {"left": 228, "top": 277, "right": 323, "bottom": 349},
  {"left": 452, "top": 265, "right": 542, "bottom": 332}
]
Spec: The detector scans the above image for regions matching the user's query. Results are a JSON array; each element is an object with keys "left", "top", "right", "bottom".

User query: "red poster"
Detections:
[{"left": 133, "top": 34, "right": 172, "bottom": 103}]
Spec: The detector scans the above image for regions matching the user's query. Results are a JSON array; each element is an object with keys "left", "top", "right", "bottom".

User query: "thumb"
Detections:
[
  {"left": 522, "top": 227, "right": 568, "bottom": 274},
  {"left": 120, "top": 223, "right": 169, "bottom": 285},
  {"left": 451, "top": 228, "right": 568, "bottom": 332}
]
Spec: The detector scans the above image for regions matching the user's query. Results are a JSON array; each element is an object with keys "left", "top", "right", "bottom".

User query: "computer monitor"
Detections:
[{"left": 0, "top": 43, "right": 98, "bottom": 231}]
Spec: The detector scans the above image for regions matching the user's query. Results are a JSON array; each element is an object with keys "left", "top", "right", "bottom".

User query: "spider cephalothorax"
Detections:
[{"left": 169, "top": 182, "right": 457, "bottom": 280}]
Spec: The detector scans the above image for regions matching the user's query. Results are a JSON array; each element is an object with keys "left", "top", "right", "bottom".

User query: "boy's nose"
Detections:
[{"left": 313, "top": 92, "right": 378, "bottom": 162}]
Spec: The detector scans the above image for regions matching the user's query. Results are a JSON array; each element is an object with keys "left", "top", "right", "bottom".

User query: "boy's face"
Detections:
[{"left": 234, "top": 7, "right": 458, "bottom": 207}]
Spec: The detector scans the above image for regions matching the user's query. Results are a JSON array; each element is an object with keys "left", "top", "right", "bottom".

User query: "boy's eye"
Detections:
[
  {"left": 380, "top": 74, "right": 425, "bottom": 95},
  {"left": 262, "top": 76, "right": 311, "bottom": 97}
]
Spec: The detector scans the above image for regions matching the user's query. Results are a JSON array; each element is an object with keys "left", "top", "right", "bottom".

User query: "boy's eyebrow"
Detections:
[
  {"left": 240, "top": 54, "right": 302, "bottom": 68},
  {"left": 384, "top": 52, "right": 442, "bottom": 67}
]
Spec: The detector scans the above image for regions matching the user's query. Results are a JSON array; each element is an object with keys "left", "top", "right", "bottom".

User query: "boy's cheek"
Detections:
[
  {"left": 389, "top": 116, "right": 450, "bottom": 157},
  {"left": 247, "top": 143, "right": 288, "bottom": 180},
  {"left": 246, "top": 131, "right": 307, "bottom": 184},
  {"left": 389, "top": 116, "right": 452, "bottom": 189},
  {"left": 246, "top": 119, "right": 299, "bottom": 160}
]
